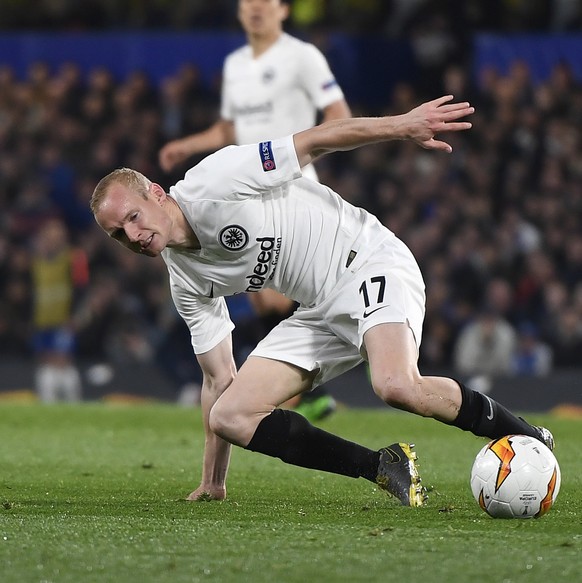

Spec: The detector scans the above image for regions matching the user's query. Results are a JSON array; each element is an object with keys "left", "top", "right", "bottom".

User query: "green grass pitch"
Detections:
[{"left": 1, "top": 403, "right": 580, "bottom": 583}]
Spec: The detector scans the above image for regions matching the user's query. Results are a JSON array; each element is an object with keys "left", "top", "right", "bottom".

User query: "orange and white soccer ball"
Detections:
[{"left": 470, "top": 434, "right": 561, "bottom": 518}]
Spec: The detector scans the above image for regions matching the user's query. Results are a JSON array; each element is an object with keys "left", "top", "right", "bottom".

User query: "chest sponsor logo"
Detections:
[
  {"left": 232, "top": 102, "right": 273, "bottom": 117},
  {"left": 245, "top": 236, "right": 281, "bottom": 292},
  {"left": 219, "top": 225, "right": 249, "bottom": 251},
  {"left": 259, "top": 141, "right": 276, "bottom": 172}
]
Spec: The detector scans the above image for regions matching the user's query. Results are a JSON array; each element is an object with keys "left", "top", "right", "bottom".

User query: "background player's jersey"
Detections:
[
  {"left": 221, "top": 33, "right": 344, "bottom": 181},
  {"left": 162, "top": 136, "right": 390, "bottom": 353}
]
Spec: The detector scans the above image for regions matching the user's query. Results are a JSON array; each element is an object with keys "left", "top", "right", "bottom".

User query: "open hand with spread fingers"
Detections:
[{"left": 397, "top": 94, "right": 475, "bottom": 153}]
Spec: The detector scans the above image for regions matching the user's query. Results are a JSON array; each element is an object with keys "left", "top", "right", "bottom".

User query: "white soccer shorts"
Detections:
[{"left": 250, "top": 236, "right": 426, "bottom": 387}]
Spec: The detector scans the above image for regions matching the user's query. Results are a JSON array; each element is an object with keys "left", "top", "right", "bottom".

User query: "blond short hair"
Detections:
[{"left": 90, "top": 168, "right": 152, "bottom": 215}]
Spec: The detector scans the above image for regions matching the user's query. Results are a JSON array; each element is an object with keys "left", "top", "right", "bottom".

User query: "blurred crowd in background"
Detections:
[
  {"left": 1, "top": 1, "right": 582, "bottom": 402},
  {"left": 3, "top": 0, "right": 582, "bottom": 33}
]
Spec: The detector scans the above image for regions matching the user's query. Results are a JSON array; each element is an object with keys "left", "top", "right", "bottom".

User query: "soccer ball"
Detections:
[{"left": 470, "top": 434, "right": 561, "bottom": 518}]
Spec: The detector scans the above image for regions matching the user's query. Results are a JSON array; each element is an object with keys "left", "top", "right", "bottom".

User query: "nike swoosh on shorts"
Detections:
[{"left": 363, "top": 305, "right": 389, "bottom": 318}]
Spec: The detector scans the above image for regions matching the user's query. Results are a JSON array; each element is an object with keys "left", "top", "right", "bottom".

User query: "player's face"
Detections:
[
  {"left": 238, "top": 0, "right": 289, "bottom": 37},
  {"left": 95, "top": 183, "right": 173, "bottom": 257}
]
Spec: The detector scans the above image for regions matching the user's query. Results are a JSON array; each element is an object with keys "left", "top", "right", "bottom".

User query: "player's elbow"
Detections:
[
  {"left": 203, "top": 372, "right": 234, "bottom": 397},
  {"left": 200, "top": 358, "right": 236, "bottom": 399}
]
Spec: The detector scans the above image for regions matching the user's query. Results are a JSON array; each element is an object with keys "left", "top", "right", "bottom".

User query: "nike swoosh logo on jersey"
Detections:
[{"left": 363, "top": 305, "right": 389, "bottom": 318}]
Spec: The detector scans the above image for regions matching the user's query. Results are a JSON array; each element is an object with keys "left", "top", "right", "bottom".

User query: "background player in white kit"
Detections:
[
  {"left": 159, "top": 0, "right": 351, "bottom": 420},
  {"left": 93, "top": 95, "right": 554, "bottom": 507},
  {"left": 158, "top": 0, "right": 349, "bottom": 176}
]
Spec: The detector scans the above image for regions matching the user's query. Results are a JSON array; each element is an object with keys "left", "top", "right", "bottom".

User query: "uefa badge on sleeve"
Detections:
[{"left": 259, "top": 141, "right": 276, "bottom": 172}]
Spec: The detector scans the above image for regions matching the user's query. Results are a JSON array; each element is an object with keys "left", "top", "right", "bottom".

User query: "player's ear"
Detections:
[
  {"left": 280, "top": 1, "right": 290, "bottom": 21},
  {"left": 150, "top": 183, "right": 167, "bottom": 204}
]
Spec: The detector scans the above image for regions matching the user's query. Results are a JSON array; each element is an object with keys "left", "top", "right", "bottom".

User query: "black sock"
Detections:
[
  {"left": 450, "top": 381, "right": 538, "bottom": 440},
  {"left": 245, "top": 409, "right": 380, "bottom": 482}
]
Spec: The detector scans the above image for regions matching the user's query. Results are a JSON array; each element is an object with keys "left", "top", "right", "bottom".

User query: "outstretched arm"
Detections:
[
  {"left": 159, "top": 119, "right": 236, "bottom": 173},
  {"left": 293, "top": 95, "right": 474, "bottom": 168},
  {"left": 186, "top": 334, "right": 237, "bottom": 501}
]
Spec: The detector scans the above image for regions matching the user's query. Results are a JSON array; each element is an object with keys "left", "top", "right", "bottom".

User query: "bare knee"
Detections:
[
  {"left": 208, "top": 398, "right": 243, "bottom": 444},
  {"left": 208, "top": 397, "right": 265, "bottom": 447},
  {"left": 371, "top": 370, "right": 428, "bottom": 415}
]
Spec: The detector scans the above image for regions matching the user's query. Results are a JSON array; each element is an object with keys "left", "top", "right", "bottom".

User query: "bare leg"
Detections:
[
  {"left": 364, "top": 322, "right": 551, "bottom": 445},
  {"left": 364, "top": 322, "right": 461, "bottom": 421},
  {"left": 209, "top": 356, "right": 316, "bottom": 446},
  {"left": 207, "top": 350, "right": 426, "bottom": 506},
  {"left": 208, "top": 356, "right": 393, "bottom": 486}
]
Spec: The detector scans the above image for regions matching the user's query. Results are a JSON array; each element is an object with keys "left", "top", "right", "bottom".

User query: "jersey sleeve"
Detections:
[
  {"left": 170, "top": 282, "right": 234, "bottom": 354},
  {"left": 180, "top": 135, "right": 302, "bottom": 199},
  {"left": 298, "top": 43, "right": 345, "bottom": 110}
]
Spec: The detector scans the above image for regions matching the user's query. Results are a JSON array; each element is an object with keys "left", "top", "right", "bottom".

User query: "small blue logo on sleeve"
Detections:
[{"left": 259, "top": 141, "right": 276, "bottom": 172}]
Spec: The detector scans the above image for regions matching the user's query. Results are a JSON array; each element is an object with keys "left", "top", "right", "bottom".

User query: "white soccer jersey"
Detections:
[
  {"left": 162, "top": 136, "right": 392, "bottom": 354},
  {"left": 221, "top": 33, "right": 345, "bottom": 180}
]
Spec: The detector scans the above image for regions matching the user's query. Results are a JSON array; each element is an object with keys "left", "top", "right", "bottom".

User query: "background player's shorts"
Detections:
[
  {"left": 32, "top": 327, "right": 76, "bottom": 355},
  {"left": 250, "top": 236, "right": 426, "bottom": 387}
]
